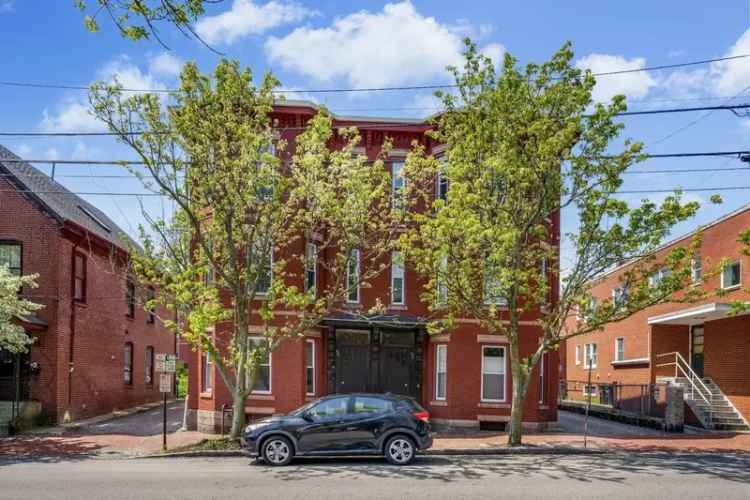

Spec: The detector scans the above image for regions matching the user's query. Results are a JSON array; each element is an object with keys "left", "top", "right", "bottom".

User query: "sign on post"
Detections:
[
  {"left": 156, "top": 353, "right": 177, "bottom": 451},
  {"left": 159, "top": 373, "right": 173, "bottom": 393},
  {"left": 156, "top": 353, "right": 177, "bottom": 373}
]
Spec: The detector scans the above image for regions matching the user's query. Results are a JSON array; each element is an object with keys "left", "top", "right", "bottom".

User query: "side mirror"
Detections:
[{"left": 301, "top": 411, "right": 314, "bottom": 422}]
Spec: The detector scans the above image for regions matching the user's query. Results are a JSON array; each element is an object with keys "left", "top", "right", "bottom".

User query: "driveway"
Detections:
[
  {"left": 0, "top": 454, "right": 748, "bottom": 499},
  {"left": 0, "top": 400, "right": 210, "bottom": 460}
]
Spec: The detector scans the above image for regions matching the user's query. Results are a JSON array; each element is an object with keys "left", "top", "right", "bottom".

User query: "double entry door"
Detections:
[{"left": 334, "top": 328, "right": 420, "bottom": 399}]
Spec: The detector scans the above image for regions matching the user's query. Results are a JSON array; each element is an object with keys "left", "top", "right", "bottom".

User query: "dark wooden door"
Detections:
[
  {"left": 335, "top": 330, "right": 371, "bottom": 393},
  {"left": 379, "top": 331, "right": 418, "bottom": 398},
  {"left": 691, "top": 326, "right": 704, "bottom": 378}
]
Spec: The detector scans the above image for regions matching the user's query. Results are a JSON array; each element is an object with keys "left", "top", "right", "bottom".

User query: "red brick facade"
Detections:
[
  {"left": 564, "top": 204, "right": 750, "bottom": 422},
  {"left": 187, "top": 102, "right": 560, "bottom": 432},
  {"left": 0, "top": 175, "right": 175, "bottom": 424}
]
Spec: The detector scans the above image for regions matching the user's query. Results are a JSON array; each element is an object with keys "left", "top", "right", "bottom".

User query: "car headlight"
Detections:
[{"left": 245, "top": 423, "right": 265, "bottom": 433}]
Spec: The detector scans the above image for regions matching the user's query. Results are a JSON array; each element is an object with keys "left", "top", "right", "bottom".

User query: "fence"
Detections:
[{"left": 559, "top": 380, "right": 669, "bottom": 419}]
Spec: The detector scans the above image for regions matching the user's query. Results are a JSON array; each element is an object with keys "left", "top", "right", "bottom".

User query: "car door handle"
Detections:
[{"left": 345, "top": 426, "right": 357, "bottom": 431}]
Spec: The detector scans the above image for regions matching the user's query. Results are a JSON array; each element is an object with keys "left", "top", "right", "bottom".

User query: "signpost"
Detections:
[{"left": 157, "top": 354, "right": 176, "bottom": 451}]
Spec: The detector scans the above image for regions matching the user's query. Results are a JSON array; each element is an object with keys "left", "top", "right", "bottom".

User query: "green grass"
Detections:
[{"left": 169, "top": 436, "right": 241, "bottom": 453}]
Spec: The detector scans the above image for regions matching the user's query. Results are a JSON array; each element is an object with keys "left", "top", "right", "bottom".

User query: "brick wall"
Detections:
[
  {"left": 0, "top": 177, "right": 175, "bottom": 423},
  {"left": 704, "top": 315, "right": 750, "bottom": 419}
]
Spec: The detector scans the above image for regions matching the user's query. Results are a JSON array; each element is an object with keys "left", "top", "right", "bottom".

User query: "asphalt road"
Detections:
[{"left": 0, "top": 453, "right": 747, "bottom": 499}]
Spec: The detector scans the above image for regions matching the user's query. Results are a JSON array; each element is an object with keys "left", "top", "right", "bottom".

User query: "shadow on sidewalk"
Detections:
[{"left": 0, "top": 435, "right": 101, "bottom": 465}]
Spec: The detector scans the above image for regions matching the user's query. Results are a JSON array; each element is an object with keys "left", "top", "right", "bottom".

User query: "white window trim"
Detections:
[
  {"left": 435, "top": 344, "right": 447, "bottom": 401},
  {"left": 392, "top": 161, "right": 405, "bottom": 207},
  {"left": 255, "top": 242, "right": 273, "bottom": 297},
  {"left": 391, "top": 250, "right": 405, "bottom": 305},
  {"left": 346, "top": 249, "right": 361, "bottom": 303},
  {"left": 691, "top": 254, "right": 702, "bottom": 284},
  {"left": 615, "top": 337, "right": 625, "bottom": 362},
  {"left": 201, "top": 350, "right": 212, "bottom": 392},
  {"left": 575, "top": 345, "right": 581, "bottom": 366},
  {"left": 249, "top": 336, "right": 272, "bottom": 395},
  {"left": 305, "top": 339, "right": 315, "bottom": 396},
  {"left": 721, "top": 259, "right": 741, "bottom": 290},
  {"left": 480, "top": 345, "right": 507, "bottom": 403},
  {"left": 436, "top": 255, "right": 448, "bottom": 306},
  {"left": 305, "top": 241, "right": 317, "bottom": 295},
  {"left": 583, "top": 343, "right": 598, "bottom": 369}
]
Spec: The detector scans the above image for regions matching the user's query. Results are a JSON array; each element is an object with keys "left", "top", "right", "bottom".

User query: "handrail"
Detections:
[{"left": 656, "top": 351, "right": 713, "bottom": 424}]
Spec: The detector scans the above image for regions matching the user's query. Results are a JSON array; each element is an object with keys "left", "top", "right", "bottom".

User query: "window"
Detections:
[
  {"left": 615, "top": 337, "right": 625, "bottom": 362},
  {"left": 248, "top": 337, "right": 271, "bottom": 393},
  {"left": 436, "top": 254, "right": 448, "bottom": 305},
  {"left": 578, "top": 296, "right": 598, "bottom": 321},
  {"left": 126, "top": 280, "right": 135, "bottom": 318},
  {"left": 146, "top": 286, "right": 155, "bottom": 324},
  {"left": 346, "top": 249, "right": 360, "bottom": 303},
  {"left": 539, "top": 353, "right": 546, "bottom": 404},
  {"left": 74, "top": 252, "right": 87, "bottom": 303},
  {"left": 391, "top": 250, "right": 405, "bottom": 305},
  {"left": 145, "top": 346, "right": 154, "bottom": 385},
  {"left": 0, "top": 241, "right": 21, "bottom": 276},
  {"left": 307, "top": 397, "right": 349, "bottom": 419},
  {"left": 392, "top": 162, "right": 405, "bottom": 209},
  {"left": 721, "top": 260, "right": 741, "bottom": 289},
  {"left": 612, "top": 286, "right": 628, "bottom": 311},
  {"left": 575, "top": 345, "right": 581, "bottom": 365},
  {"left": 305, "top": 340, "right": 315, "bottom": 396},
  {"left": 483, "top": 265, "right": 507, "bottom": 306},
  {"left": 436, "top": 170, "right": 448, "bottom": 202},
  {"left": 201, "top": 351, "right": 212, "bottom": 392},
  {"left": 649, "top": 267, "right": 670, "bottom": 287},
  {"left": 354, "top": 396, "right": 393, "bottom": 414},
  {"left": 252, "top": 240, "right": 273, "bottom": 295},
  {"left": 691, "top": 253, "right": 702, "bottom": 283},
  {"left": 481, "top": 346, "right": 506, "bottom": 402},
  {"left": 304, "top": 241, "right": 317, "bottom": 294},
  {"left": 124, "top": 342, "right": 133, "bottom": 385},
  {"left": 584, "top": 343, "right": 598, "bottom": 368},
  {"left": 435, "top": 344, "right": 447, "bottom": 401}
]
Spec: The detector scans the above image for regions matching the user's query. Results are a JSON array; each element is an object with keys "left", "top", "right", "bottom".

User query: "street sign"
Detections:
[
  {"left": 159, "top": 373, "right": 173, "bottom": 393},
  {"left": 156, "top": 353, "right": 177, "bottom": 373}
]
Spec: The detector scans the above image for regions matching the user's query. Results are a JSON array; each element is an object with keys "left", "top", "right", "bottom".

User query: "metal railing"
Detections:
[
  {"left": 559, "top": 380, "right": 669, "bottom": 419},
  {"left": 655, "top": 351, "right": 713, "bottom": 423}
]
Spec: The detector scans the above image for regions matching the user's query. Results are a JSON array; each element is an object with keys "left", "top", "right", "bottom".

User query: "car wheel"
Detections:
[
  {"left": 261, "top": 436, "right": 294, "bottom": 466},
  {"left": 384, "top": 435, "right": 416, "bottom": 465}
]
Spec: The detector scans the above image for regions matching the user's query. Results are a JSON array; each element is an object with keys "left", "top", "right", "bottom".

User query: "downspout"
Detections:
[{"left": 65, "top": 240, "right": 79, "bottom": 423}]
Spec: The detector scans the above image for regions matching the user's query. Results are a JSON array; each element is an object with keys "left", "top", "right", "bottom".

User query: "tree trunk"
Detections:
[
  {"left": 507, "top": 360, "right": 530, "bottom": 446},
  {"left": 229, "top": 388, "right": 247, "bottom": 439}
]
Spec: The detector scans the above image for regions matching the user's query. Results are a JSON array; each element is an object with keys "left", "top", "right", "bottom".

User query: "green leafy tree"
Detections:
[
  {"left": 0, "top": 265, "right": 42, "bottom": 353},
  {"left": 401, "top": 40, "right": 702, "bottom": 446},
  {"left": 75, "top": 0, "right": 216, "bottom": 50},
  {"left": 89, "top": 60, "right": 398, "bottom": 438}
]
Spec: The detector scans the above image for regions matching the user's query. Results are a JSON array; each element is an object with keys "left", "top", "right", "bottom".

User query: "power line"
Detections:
[
  {"left": 1, "top": 53, "right": 749, "bottom": 95},
  {"left": 2, "top": 103, "right": 749, "bottom": 139}
]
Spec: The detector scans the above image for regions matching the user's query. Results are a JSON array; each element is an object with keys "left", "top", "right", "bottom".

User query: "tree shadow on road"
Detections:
[
  {"left": 0, "top": 435, "right": 101, "bottom": 466},
  {"left": 256, "top": 453, "right": 750, "bottom": 484}
]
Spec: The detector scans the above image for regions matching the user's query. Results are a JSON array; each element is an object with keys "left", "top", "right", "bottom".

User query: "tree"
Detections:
[
  {"left": 401, "top": 40, "right": 702, "bottom": 446},
  {"left": 89, "top": 60, "right": 399, "bottom": 438},
  {"left": 0, "top": 265, "right": 42, "bottom": 353},
  {"left": 75, "top": 0, "right": 218, "bottom": 51}
]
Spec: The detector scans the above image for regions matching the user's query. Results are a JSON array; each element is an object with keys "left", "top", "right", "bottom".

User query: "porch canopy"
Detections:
[
  {"left": 648, "top": 302, "right": 750, "bottom": 326},
  {"left": 322, "top": 311, "right": 425, "bottom": 330}
]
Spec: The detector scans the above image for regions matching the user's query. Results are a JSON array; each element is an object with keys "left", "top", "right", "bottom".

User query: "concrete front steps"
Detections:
[{"left": 674, "top": 377, "right": 750, "bottom": 431}]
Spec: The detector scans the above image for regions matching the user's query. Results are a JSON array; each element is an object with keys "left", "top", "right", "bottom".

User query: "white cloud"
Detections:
[
  {"left": 40, "top": 56, "right": 169, "bottom": 133},
  {"left": 576, "top": 53, "right": 657, "bottom": 103},
  {"left": 265, "top": 1, "right": 503, "bottom": 88},
  {"left": 711, "top": 29, "right": 750, "bottom": 95},
  {"left": 149, "top": 52, "right": 183, "bottom": 77},
  {"left": 196, "top": 0, "right": 315, "bottom": 45}
]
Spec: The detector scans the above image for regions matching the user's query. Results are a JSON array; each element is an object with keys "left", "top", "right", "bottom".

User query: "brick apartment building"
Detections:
[
  {"left": 564, "top": 204, "right": 750, "bottom": 430},
  {"left": 187, "top": 101, "right": 560, "bottom": 433},
  {"left": 0, "top": 145, "right": 175, "bottom": 429}
]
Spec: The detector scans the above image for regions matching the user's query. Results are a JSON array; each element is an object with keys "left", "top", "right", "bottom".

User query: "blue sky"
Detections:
[{"left": 2, "top": 1, "right": 750, "bottom": 267}]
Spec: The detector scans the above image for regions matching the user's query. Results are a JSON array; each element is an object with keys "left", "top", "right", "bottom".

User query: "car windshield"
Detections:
[{"left": 289, "top": 400, "right": 319, "bottom": 416}]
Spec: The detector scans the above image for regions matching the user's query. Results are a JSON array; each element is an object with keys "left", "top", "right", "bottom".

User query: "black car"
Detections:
[{"left": 241, "top": 393, "right": 433, "bottom": 466}]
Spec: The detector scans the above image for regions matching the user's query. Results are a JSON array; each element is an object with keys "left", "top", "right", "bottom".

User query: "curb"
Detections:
[{"left": 140, "top": 446, "right": 606, "bottom": 460}]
